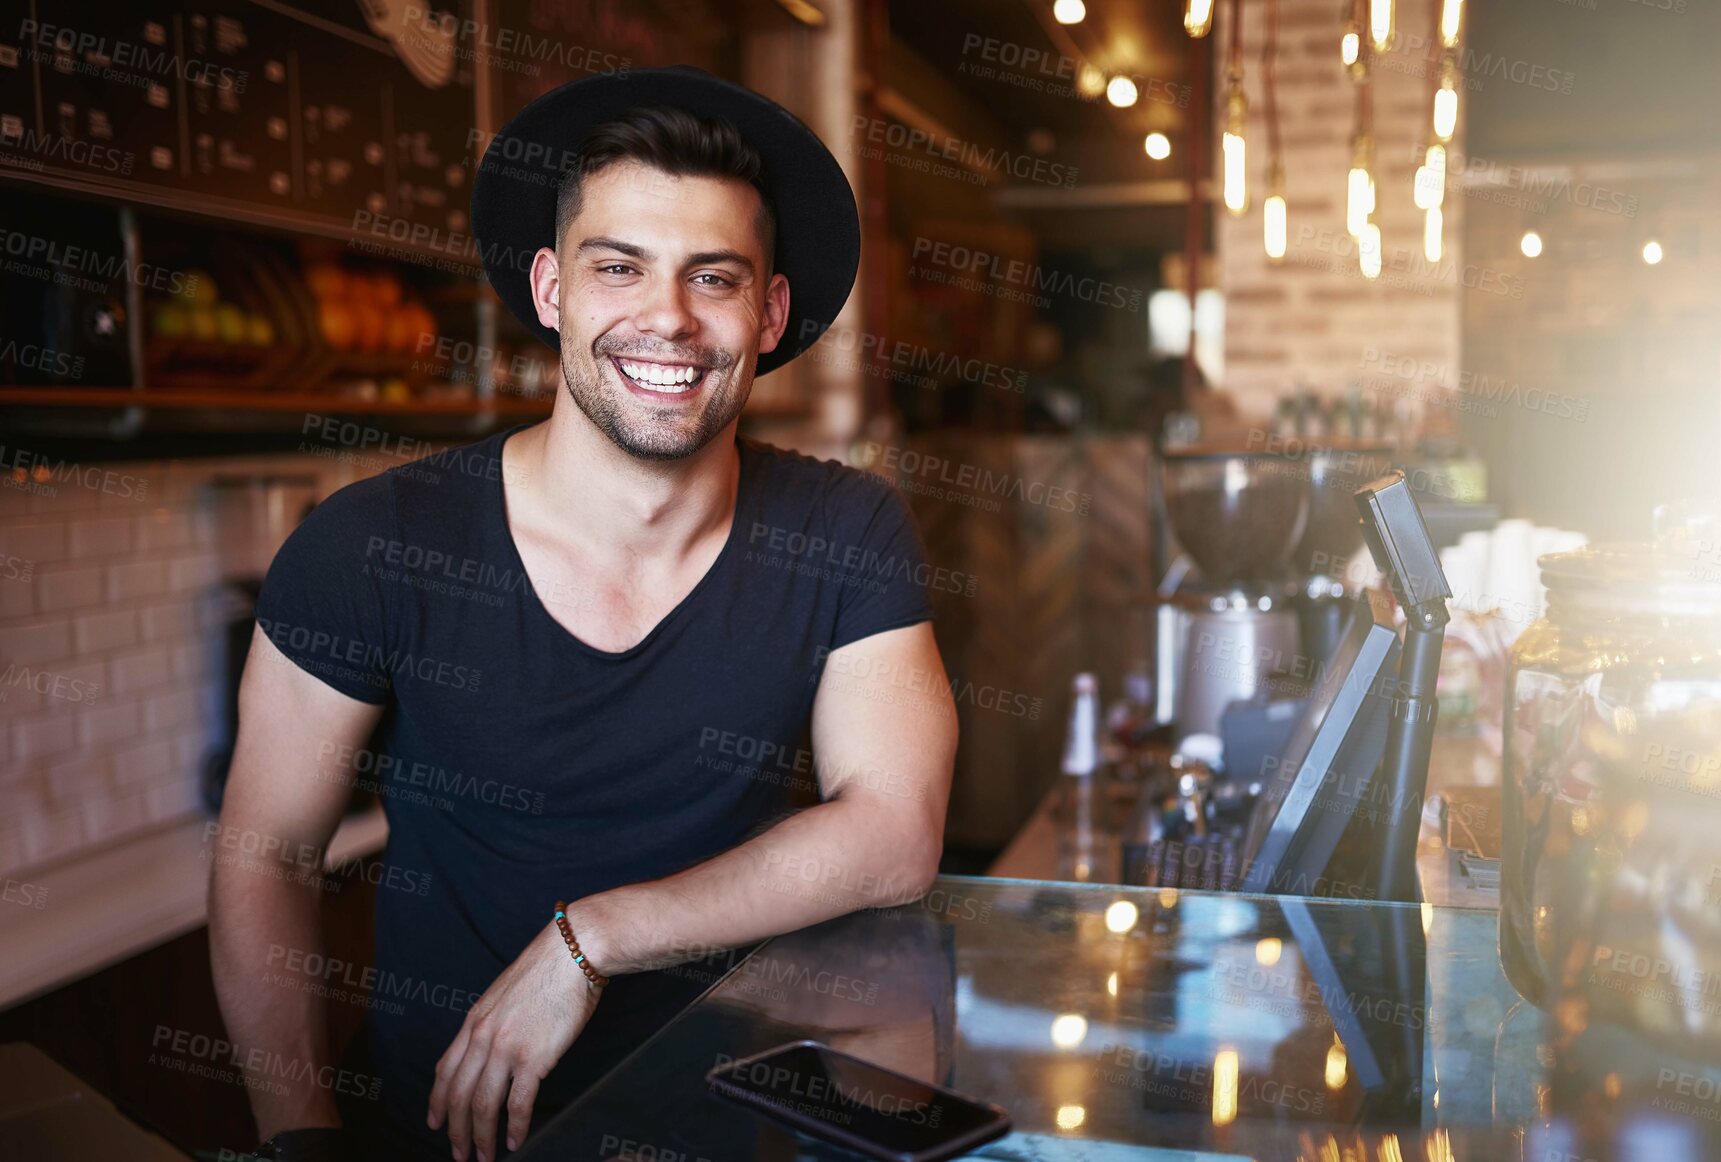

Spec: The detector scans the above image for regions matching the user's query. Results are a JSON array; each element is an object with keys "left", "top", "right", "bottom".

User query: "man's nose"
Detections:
[{"left": 631, "top": 276, "right": 697, "bottom": 341}]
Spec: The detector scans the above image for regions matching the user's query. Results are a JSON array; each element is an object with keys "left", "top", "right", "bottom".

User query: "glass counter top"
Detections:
[{"left": 514, "top": 876, "right": 1721, "bottom": 1161}]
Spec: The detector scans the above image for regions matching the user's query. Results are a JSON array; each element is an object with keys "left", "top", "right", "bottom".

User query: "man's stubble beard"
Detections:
[{"left": 561, "top": 341, "right": 750, "bottom": 462}]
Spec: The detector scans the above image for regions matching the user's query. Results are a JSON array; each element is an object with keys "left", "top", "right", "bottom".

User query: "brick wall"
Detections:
[
  {"left": 1215, "top": 0, "right": 1463, "bottom": 422},
  {"left": 0, "top": 450, "right": 376, "bottom": 874}
]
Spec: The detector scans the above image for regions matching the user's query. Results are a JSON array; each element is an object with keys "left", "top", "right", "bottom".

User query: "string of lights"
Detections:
[
  {"left": 1416, "top": 0, "right": 1460, "bottom": 262},
  {"left": 1346, "top": 0, "right": 1380, "bottom": 280},
  {"left": 1263, "top": 0, "right": 1286, "bottom": 262},
  {"left": 1167, "top": 0, "right": 1480, "bottom": 275},
  {"left": 1221, "top": 0, "right": 1249, "bottom": 216}
]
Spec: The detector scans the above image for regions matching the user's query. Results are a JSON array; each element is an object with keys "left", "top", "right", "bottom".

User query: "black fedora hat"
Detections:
[{"left": 470, "top": 66, "right": 859, "bottom": 379}]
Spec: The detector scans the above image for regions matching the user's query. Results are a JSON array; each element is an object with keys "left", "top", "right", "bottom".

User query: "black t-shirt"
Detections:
[{"left": 253, "top": 424, "right": 933, "bottom": 1153}]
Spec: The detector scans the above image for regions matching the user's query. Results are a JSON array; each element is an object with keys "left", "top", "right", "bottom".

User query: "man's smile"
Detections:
[{"left": 610, "top": 354, "right": 712, "bottom": 398}]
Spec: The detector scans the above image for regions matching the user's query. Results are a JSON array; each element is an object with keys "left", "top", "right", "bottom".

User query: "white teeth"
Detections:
[{"left": 617, "top": 358, "right": 703, "bottom": 391}]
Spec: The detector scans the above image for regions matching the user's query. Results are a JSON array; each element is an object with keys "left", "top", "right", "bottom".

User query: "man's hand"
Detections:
[{"left": 427, "top": 921, "right": 600, "bottom": 1161}]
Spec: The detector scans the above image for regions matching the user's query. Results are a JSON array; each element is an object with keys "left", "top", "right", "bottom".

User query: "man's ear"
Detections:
[
  {"left": 528, "top": 247, "right": 560, "bottom": 332},
  {"left": 755, "top": 271, "right": 792, "bottom": 357}
]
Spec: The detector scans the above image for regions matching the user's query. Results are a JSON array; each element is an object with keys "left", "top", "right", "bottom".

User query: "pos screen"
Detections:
[{"left": 707, "top": 1041, "right": 1011, "bottom": 1162}]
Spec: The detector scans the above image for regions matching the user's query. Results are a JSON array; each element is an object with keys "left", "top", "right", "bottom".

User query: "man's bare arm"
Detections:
[
  {"left": 429, "top": 621, "right": 957, "bottom": 1159},
  {"left": 208, "top": 625, "right": 384, "bottom": 1139},
  {"left": 565, "top": 620, "right": 957, "bottom": 975}
]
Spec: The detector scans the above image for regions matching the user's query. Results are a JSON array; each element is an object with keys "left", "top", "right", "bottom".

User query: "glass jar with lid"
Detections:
[{"left": 1500, "top": 542, "right": 1721, "bottom": 1055}]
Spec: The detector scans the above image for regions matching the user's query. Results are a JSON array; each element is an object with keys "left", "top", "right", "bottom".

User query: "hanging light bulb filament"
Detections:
[
  {"left": 1346, "top": 137, "right": 1374, "bottom": 238},
  {"left": 1360, "top": 220, "right": 1382, "bottom": 279},
  {"left": 1265, "top": 189, "right": 1287, "bottom": 261},
  {"left": 1432, "top": 57, "right": 1459, "bottom": 141},
  {"left": 1368, "top": 0, "right": 1395, "bottom": 52},
  {"left": 1222, "top": 81, "right": 1249, "bottom": 216},
  {"left": 1413, "top": 143, "right": 1446, "bottom": 210},
  {"left": 1186, "top": 0, "right": 1216, "bottom": 37},
  {"left": 1223, "top": 129, "right": 1248, "bottom": 214},
  {"left": 1439, "top": 0, "right": 1462, "bottom": 48}
]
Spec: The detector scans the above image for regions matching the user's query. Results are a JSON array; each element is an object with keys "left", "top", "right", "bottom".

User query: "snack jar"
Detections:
[{"left": 1500, "top": 543, "right": 1721, "bottom": 1055}]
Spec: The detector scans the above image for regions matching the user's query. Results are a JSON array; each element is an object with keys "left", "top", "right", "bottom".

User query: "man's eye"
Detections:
[
  {"left": 598, "top": 263, "right": 636, "bottom": 276},
  {"left": 693, "top": 272, "right": 734, "bottom": 287}
]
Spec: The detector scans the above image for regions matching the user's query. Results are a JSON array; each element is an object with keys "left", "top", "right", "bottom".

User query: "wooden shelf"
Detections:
[
  {"left": 0, "top": 387, "right": 554, "bottom": 415},
  {"left": 0, "top": 387, "right": 814, "bottom": 418}
]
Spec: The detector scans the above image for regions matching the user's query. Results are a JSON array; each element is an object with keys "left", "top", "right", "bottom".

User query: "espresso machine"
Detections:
[{"left": 1153, "top": 445, "right": 1311, "bottom": 751}]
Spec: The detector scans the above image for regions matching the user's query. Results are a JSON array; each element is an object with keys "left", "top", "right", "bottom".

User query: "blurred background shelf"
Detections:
[{"left": 0, "top": 387, "right": 555, "bottom": 415}]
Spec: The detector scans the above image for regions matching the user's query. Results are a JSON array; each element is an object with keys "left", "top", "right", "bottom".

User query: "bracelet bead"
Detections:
[{"left": 552, "top": 900, "right": 609, "bottom": 989}]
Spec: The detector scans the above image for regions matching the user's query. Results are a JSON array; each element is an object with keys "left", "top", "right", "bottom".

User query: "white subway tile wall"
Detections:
[{"left": 0, "top": 452, "right": 378, "bottom": 875}]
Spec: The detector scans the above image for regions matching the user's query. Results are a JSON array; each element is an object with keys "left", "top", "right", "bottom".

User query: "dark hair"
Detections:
[{"left": 554, "top": 105, "right": 776, "bottom": 272}]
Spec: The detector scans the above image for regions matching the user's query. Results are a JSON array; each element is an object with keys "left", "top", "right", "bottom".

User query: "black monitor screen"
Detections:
[{"left": 1238, "top": 594, "right": 1400, "bottom": 897}]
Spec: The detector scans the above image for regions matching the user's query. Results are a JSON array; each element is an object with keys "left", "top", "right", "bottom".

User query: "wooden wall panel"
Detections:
[{"left": 876, "top": 433, "right": 1156, "bottom": 852}]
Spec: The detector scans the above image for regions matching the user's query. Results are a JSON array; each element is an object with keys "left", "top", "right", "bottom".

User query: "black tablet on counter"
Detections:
[{"left": 1236, "top": 591, "right": 1402, "bottom": 898}]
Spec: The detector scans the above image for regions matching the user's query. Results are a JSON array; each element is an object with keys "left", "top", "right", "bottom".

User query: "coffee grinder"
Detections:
[{"left": 1153, "top": 445, "right": 1311, "bottom": 752}]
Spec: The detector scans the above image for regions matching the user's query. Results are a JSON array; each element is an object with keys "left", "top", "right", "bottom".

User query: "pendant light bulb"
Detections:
[
  {"left": 1369, "top": 0, "right": 1395, "bottom": 53},
  {"left": 1185, "top": 0, "right": 1216, "bottom": 38},
  {"left": 1413, "top": 143, "right": 1446, "bottom": 210},
  {"left": 1360, "top": 220, "right": 1382, "bottom": 280},
  {"left": 1432, "top": 58, "right": 1459, "bottom": 142},
  {"left": 1346, "top": 138, "right": 1375, "bottom": 238},
  {"left": 1222, "top": 88, "right": 1249, "bottom": 215},
  {"left": 1264, "top": 169, "right": 1288, "bottom": 263},
  {"left": 1439, "top": 0, "right": 1463, "bottom": 48}
]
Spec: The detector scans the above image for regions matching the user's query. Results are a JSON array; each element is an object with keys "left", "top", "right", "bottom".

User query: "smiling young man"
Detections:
[{"left": 209, "top": 69, "right": 957, "bottom": 1162}]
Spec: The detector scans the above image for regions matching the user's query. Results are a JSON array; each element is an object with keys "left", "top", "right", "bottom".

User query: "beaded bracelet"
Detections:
[{"left": 553, "top": 901, "right": 609, "bottom": 990}]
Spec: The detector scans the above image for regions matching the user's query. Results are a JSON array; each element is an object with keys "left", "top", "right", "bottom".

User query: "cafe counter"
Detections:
[{"left": 514, "top": 874, "right": 1721, "bottom": 1161}]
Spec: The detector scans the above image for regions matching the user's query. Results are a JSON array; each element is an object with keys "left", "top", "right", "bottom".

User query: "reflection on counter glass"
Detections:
[
  {"left": 707, "top": 1041, "right": 1010, "bottom": 1158},
  {"left": 514, "top": 877, "right": 1721, "bottom": 1161}
]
